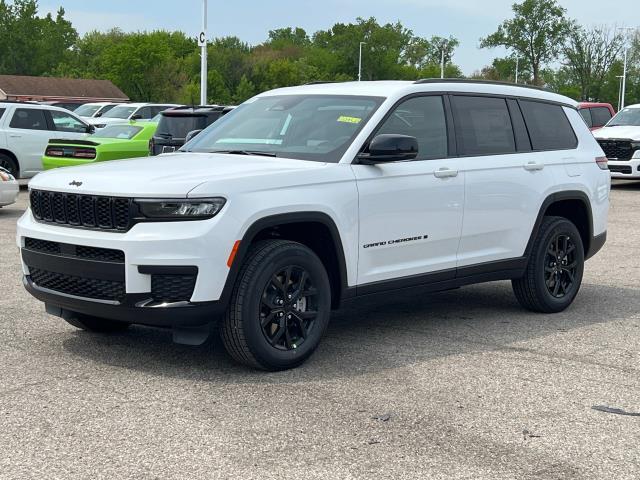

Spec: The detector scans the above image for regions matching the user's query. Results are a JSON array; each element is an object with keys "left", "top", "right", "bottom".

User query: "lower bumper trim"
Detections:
[{"left": 24, "top": 276, "right": 224, "bottom": 327}]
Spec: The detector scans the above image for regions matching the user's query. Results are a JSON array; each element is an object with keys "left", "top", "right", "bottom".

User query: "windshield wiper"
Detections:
[{"left": 209, "top": 150, "right": 277, "bottom": 157}]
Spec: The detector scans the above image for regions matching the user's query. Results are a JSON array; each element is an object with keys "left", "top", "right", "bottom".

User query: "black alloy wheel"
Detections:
[
  {"left": 260, "top": 265, "right": 319, "bottom": 351},
  {"left": 544, "top": 233, "right": 578, "bottom": 298}
]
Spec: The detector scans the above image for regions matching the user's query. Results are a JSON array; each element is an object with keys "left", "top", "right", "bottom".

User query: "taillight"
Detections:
[
  {"left": 73, "top": 148, "right": 96, "bottom": 159},
  {"left": 149, "top": 138, "right": 154, "bottom": 155},
  {"left": 45, "top": 147, "right": 64, "bottom": 157},
  {"left": 595, "top": 156, "right": 608, "bottom": 170}
]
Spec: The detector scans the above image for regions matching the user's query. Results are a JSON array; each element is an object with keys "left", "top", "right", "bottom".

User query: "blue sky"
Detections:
[{"left": 39, "top": 0, "right": 637, "bottom": 75}]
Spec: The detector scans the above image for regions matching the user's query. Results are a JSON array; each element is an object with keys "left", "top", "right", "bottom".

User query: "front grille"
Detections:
[
  {"left": 151, "top": 274, "right": 197, "bottom": 303},
  {"left": 30, "top": 190, "right": 132, "bottom": 232},
  {"left": 598, "top": 139, "right": 636, "bottom": 161},
  {"left": 29, "top": 267, "right": 125, "bottom": 301},
  {"left": 609, "top": 165, "right": 632, "bottom": 174},
  {"left": 24, "top": 237, "right": 124, "bottom": 263}
]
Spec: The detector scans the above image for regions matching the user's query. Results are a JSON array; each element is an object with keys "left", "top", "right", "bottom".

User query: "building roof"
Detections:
[{"left": 0, "top": 75, "right": 128, "bottom": 101}]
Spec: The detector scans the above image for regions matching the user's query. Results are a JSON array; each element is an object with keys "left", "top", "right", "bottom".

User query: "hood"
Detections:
[
  {"left": 594, "top": 125, "right": 640, "bottom": 141},
  {"left": 28, "top": 152, "right": 329, "bottom": 197},
  {"left": 86, "top": 117, "right": 131, "bottom": 127}
]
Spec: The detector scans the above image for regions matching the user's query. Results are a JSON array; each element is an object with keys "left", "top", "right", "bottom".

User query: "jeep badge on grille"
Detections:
[{"left": 69, "top": 180, "right": 83, "bottom": 187}]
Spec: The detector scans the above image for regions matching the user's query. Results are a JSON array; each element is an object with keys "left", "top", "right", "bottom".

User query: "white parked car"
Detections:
[
  {"left": 86, "top": 103, "right": 180, "bottom": 129},
  {"left": 0, "top": 166, "right": 18, "bottom": 207},
  {"left": 0, "top": 102, "right": 93, "bottom": 178},
  {"left": 74, "top": 102, "right": 121, "bottom": 120},
  {"left": 593, "top": 104, "right": 640, "bottom": 179},
  {"left": 17, "top": 80, "right": 610, "bottom": 370}
]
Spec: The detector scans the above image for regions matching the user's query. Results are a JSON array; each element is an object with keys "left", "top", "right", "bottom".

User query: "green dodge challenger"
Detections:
[{"left": 42, "top": 122, "right": 158, "bottom": 170}]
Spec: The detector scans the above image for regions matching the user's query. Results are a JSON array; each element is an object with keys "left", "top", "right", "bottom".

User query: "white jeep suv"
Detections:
[
  {"left": 17, "top": 80, "right": 610, "bottom": 370},
  {"left": 0, "top": 102, "right": 93, "bottom": 178},
  {"left": 593, "top": 104, "right": 640, "bottom": 178}
]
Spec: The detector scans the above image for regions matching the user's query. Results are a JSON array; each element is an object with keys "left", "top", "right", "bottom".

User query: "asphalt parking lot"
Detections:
[{"left": 1, "top": 183, "right": 640, "bottom": 480}]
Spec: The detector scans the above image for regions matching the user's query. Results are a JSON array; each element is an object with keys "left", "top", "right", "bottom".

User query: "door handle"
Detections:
[
  {"left": 9, "top": 134, "right": 21, "bottom": 138},
  {"left": 523, "top": 161, "right": 544, "bottom": 171},
  {"left": 434, "top": 167, "right": 458, "bottom": 178}
]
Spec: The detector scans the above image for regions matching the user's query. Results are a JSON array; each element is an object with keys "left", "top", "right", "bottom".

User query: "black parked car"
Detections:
[{"left": 150, "top": 105, "right": 234, "bottom": 155}]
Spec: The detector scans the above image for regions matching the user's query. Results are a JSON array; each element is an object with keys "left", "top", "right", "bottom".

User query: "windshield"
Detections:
[
  {"left": 93, "top": 125, "right": 143, "bottom": 139},
  {"left": 185, "top": 95, "right": 384, "bottom": 162},
  {"left": 102, "top": 105, "right": 137, "bottom": 119},
  {"left": 607, "top": 108, "right": 640, "bottom": 127},
  {"left": 74, "top": 104, "right": 102, "bottom": 117}
]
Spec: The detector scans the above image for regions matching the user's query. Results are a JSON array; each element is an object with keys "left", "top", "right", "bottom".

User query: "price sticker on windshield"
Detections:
[{"left": 337, "top": 116, "right": 362, "bottom": 124}]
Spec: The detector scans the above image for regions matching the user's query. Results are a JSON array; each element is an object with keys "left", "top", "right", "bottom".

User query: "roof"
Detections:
[
  {"left": 261, "top": 80, "right": 578, "bottom": 108},
  {"left": 0, "top": 75, "right": 128, "bottom": 101},
  {"left": 578, "top": 102, "right": 614, "bottom": 108}
]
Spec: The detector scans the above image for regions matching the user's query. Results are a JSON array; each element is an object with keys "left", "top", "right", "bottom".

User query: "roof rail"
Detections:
[
  {"left": 414, "top": 78, "right": 550, "bottom": 92},
  {"left": 305, "top": 81, "right": 337, "bottom": 85},
  {"left": 0, "top": 99, "right": 39, "bottom": 104}
]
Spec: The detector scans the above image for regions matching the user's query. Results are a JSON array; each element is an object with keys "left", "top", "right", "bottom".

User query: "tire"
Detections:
[
  {"left": 221, "top": 240, "right": 332, "bottom": 371},
  {"left": 512, "top": 216, "right": 584, "bottom": 313},
  {"left": 63, "top": 313, "right": 131, "bottom": 333},
  {"left": 0, "top": 153, "right": 18, "bottom": 178}
]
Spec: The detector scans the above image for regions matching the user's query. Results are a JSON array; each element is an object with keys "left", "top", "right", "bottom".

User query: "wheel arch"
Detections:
[
  {"left": 220, "top": 212, "right": 351, "bottom": 310},
  {"left": 525, "top": 190, "right": 593, "bottom": 259}
]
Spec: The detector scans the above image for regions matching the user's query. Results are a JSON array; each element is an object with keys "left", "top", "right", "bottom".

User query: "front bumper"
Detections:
[
  {"left": 0, "top": 181, "right": 19, "bottom": 206},
  {"left": 17, "top": 208, "right": 238, "bottom": 325},
  {"left": 608, "top": 159, "right": 640, "bottom": 179}
]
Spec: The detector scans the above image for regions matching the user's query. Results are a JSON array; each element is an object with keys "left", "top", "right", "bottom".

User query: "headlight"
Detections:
[{"left": 135, "top": 198, "right": 226, "bottom": 220}]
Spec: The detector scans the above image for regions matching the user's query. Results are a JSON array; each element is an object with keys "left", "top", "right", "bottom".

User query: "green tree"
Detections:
[
  {"left": 233, "top": 74, "right": 256, "bottom": 103},
  {"left": 480, "top": 0, "right": 574, "bottom": 85}
]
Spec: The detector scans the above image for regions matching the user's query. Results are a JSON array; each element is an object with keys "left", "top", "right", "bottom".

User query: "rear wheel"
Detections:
[
  {"left": 63, "top": 313, "right": 130, "bottom": 333},
  {"left": 221, "top": 240, "right": 331, "bottom": 370},
  {"left": 0, "top": 153, "right": 18, "bottom": 178},
  {"left": 512, "top": 216, "right": 584, "bottom": 313}
]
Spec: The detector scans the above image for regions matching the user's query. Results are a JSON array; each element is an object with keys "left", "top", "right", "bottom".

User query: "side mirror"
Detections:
[
  {"left": 86, "top": 124, "right": 96, "bottom": 134},
  {"left": 95, "top": 112, "right": 103, "bottom": 118},
  {"left": 130, "top": 114, "right": 142, "bottom": 120},
  {"left": 358, "top": 134, "right": 418, "bottom": 164},
  {"left": 185, "top": 129, "right": 203, "bottom": 143}
]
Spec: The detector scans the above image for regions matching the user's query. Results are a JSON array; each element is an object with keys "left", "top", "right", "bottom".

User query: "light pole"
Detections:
[
  {"left": 200, "top": 0, "right": 208, "bottom": 105},
  {"left": 617, "top": 75, "right": 624, "bottom": 111},
  {"left": 515, "top": 55, "right": 519, "bottom": 84},
  {"left": 358, "top": 42, "right": 366, "bottom": 81},
  {"left": 618, "top": 27, "right": 635, "bottom": 110}
]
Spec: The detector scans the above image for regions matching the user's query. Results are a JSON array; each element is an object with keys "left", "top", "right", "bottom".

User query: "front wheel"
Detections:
[
  {"left": 512, "top": 216, "right": 584, "bottom": 313},
  {"left": 221, "top": 240, "right": 331, "bottom": 370}
]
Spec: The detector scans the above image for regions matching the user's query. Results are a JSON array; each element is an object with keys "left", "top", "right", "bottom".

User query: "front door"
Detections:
[{"left": 352, "top": 95, "right": 465, "bottom": 287}]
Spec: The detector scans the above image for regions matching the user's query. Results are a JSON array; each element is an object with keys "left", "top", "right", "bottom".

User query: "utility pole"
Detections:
[
  {"left": 199, "top": 0, "right": 208, "bottom": 105},
  {"left": 618, "top": 27, "right": 635, "bottom": 110},
  {"left": 515, "top": 55, "right": 519, "bottom": 84},
  {"left": 358, "top": 42, "right": 366, "bottom": 81}
]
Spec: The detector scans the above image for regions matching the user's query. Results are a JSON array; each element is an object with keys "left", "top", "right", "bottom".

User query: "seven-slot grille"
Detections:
[
  {"left": 30, "top": 190, "right": 132, "bottom": 231},
  {"left": 597, "top": 139, "right": 636, "bottom": 161}
]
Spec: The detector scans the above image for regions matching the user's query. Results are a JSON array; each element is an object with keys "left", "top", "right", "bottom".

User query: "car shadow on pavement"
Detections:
[{"left": 60, "top": 281, "right": 640, "bottom": 384}]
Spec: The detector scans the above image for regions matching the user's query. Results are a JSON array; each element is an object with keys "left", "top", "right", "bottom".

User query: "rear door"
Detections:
[
  {"left": 6, "top": 107, "right": 52, "bottom": 176},
  {"left": 454, "top": 95, "right": 557, "bottom": 268},
  {"left": 353, "top": 94, "right": 465, "bottom": 286}
]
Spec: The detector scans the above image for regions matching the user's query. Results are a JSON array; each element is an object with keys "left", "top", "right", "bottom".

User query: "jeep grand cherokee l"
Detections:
[{"left": 17, "top": 80, "right": 610, "bottom": 370}]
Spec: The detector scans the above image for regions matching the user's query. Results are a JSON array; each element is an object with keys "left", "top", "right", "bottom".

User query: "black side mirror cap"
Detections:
[
  {"left": 87, "top": 125, "right": 96, "bottom": 134},
  {"left": 357, "top": 134, "right": 419, "bottom": 164}
]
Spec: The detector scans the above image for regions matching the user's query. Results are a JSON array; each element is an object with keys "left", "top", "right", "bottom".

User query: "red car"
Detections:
[{"left": 578, "top": 102, "right": 616, "bottom": 131}]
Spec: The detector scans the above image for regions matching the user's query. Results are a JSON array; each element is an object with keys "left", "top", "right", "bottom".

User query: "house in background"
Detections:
[{"left": 0, "top": 75, "right": 128, "bottom": 109}]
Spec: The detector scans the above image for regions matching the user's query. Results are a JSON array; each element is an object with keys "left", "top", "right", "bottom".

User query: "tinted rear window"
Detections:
[
  {"left": 157, "top": 115, "right": 207, "bottom": 139},
  {"left": 451, "top": 96, "right": 516, "bottom": 156},
  {"left": 591, "top": 107, "right": 612, "bottom": 128},
  {"left": 579, "top": 108, "right": 592, "bottom": 128},
  {"left": 10, "top": 108, "right": 48, "bottom": 130},
  {"left": 520, "top": 101, "right": 577, "bottom": 150}
]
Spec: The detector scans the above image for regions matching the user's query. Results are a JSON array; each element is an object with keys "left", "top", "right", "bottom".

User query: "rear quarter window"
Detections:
[
  {"left": 0, "top": 108, "right": 5, "bottom": 120},
  {"left": 519, "top": 100, "right": 577, "bottom": 151}
]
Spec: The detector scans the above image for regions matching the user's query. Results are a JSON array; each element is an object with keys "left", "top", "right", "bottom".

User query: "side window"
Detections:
[
  {"left": 50, "top": 111, "right": 88, "bottom": 133},
  {"left": 591, "top": 107, "right": 613, "bottom": 128},
  {"left": 376, "top": 96, "right": 448, "bottom": 160},
  {"left": 151, "top": 106, "right": 169, "bottom": 117},
  {"left": 9, "top": 108, "right": 47, "bottom": 130},
  {"left": 519, "top": 100, "right": 577, "bottom": 150},
  {"left": 136, "top": 107, "right": 152, "bottom": 119},
  {"left": 0, "top": 108, "right": 5, "bottom": 120},
  {"left": 451, "top": 95, "right": 516, "bottom": 156},
  {"left": 579, "top": 108, "right": 593, "bottom": 128}
]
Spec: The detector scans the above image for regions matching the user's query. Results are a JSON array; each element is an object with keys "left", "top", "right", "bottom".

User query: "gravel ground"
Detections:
[{"left": 1, "top": 183, "right": 639, "bottom": 480}]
